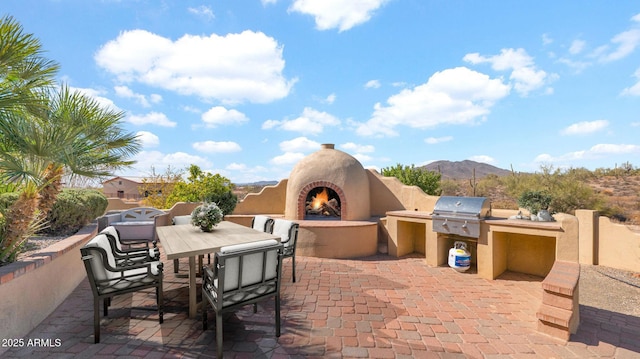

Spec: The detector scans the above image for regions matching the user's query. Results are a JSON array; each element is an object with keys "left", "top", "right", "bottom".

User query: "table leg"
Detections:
[{"left": 189, "top": 256, "right": 197, "bottom": 318}]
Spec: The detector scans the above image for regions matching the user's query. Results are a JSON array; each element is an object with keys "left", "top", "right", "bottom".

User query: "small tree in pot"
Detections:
[{"left": 518, "top": 190, "right": 554, "bottom": 221}]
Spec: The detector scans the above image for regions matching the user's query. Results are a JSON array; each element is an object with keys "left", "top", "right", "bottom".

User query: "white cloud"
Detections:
[
  {"left": 324, "top": 93, "right": 336, "bottom": 104},
  {"left": 270, "top": 152, "right": 305, "bottom": 165},
  {"left": 596, "top": 29, "right": 640, "bottom": 63},
  {"left": 365, "top": 79, "right": 381, "bottom": 89},
  {"left": 114, "top": 85, "right": 161, "bottom": 107},
  {"left": 188, "top": 5, "right": 214, "bottom": 20},
  {"left": 261, "top": 0, "right": 278, "bottom": 5},
  {"left": 132, "top": 150, "right": 211, "bottom": 174},
  {"left": 621, "top": 67, "right": 640, "bottom": 96},
  {"left": 136, "top": 131, "right": 159, "bottom": 148},
  {"left": 279, "top": 137, "right": 321, "bottom": 152},
  {"left": 464, "top": 48, "right": 552, "bottom": 96},
  {"left": 561, "top": 120, "right": 609, "bottom": 135},
  {"left": 201, "top": 106, "right": 249, "bottom": 128},
  {"left": 340, "top": 142, "right": 374, "bottom": 153},
  {"left": 70, "top": 86, "right": 120, "bottom": 112},
  {"left": 425, "top": 136, "right": 453, "bottom": 144},
  {"left": 289, "top": 0, "right": 389, "bottom": 32},
  {"left": 192, "top": 141, "right": 242, "bottom": 153},
  {"left": 128, "top": 112, "right": 177, "bottom": 127},
  {"left": 356, "top": 67, "right": 510, "bottom": 137},
  {"left": 95, "top": 30, "right": 296, "bottom": 104},
  {"left": 262, "top": 107, "right": 340, "bottom": 135},
  {"left": 569, "top": 39, "right": 586, "bottom": 55},
  {"left": 468, "top": 155, "right": 495, "bottom": 164},
  {"left": 542, "top": 33, "right": 553, "bottom": 45},
  {"left": 535, "top": 144, "right": 640, "bottom": 163}
]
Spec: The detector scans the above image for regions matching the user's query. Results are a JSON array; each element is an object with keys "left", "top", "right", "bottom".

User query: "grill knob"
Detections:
[
  {"left": 462, "top": 221, "right": 467, "bottom": 228},
  {"left": 442, "top": 219, "right": 448, "bottom": 227}
]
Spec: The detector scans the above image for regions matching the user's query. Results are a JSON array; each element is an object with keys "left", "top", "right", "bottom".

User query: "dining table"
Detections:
[{"left": 156, "top": 220, "right": 280, "bottom": 318}]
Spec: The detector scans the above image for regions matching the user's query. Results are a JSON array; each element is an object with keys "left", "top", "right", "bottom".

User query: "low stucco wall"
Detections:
[
  {"left": 0, "top": 224, "right": 96, "bottom": 349},
  {"left": 576, "top": 209, "right": 640, "bottom": 273}
]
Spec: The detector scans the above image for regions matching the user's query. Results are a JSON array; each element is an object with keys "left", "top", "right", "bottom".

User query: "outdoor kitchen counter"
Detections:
[{"left": 385, "top": 210, "right": 576, "bottom": 280}]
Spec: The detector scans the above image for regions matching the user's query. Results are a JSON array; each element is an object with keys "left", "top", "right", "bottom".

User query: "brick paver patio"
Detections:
[{"left": 3, "top": 248, "right": 639, "bottom": 358}]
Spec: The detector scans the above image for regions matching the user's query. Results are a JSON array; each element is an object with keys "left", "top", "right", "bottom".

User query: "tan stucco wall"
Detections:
[
  {"left": 596, "top": 216, "right": 640, "bottom": 272},
  {"left": 296, "top": 222, "right": 378, "bottom": 258},
  {"left": 105, "top": 197, "right": 141, "bottom": 212},
  {"left": 0, "top": 225, "right": 96, "bottom": 347},
  {"left": 368, "top": 170, "right": 439, "bottom": 216},
  {"left": 233, "top": 180, "right": 287, "bottom": 215}
]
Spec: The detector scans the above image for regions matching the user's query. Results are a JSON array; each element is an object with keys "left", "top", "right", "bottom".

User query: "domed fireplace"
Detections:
[{"left": 285, "top": 143, "right": 371, "bottom": 221}]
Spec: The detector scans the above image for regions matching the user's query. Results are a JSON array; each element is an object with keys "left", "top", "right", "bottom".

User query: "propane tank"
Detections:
[{"left": 448, "top": 241, "right": 471, "bottom": 272}]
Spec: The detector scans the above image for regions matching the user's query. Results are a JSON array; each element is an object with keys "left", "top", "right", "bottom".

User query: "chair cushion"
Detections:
[
  {"left": 100, "top": 226, "right": 122, "bottom": 251},
  {"left": 84, "top": 234, "right": 118, "bottom": 281},
  {"left": 220, "top": 239, "right": 279, "bottom": 254},
  {"left": 172, "top": 215, "right": 191, "bottom": 225},
  {"left": 252, "top": 215, "right": 271, "bottom": 232},
  {"left": 272, "top": 219, "right": 294, "bottom": 245}
]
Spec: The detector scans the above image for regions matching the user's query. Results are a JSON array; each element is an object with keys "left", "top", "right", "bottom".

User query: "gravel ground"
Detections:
[
  {"left": 16, "top": 237, "right": 640, "bottom": 317},
  {"left": 579, "top": 264, "right": 640, "bottom": 316}
]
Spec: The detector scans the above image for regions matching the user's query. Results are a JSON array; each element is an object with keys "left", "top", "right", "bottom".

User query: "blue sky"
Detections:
[{"left": 5, "top": 1, "right": 640, "bottom": 183}]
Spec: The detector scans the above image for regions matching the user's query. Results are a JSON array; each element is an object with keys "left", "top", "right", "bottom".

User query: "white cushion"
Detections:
[
  {"left": 272, "top": 219, "right": 294, "bottom": 246},
  {"left": 220, "top": 239, "right": 278, "bottom": 254},
  {"left": 172, "top": 215, "right": 191, "bottom": 225},
  {"left": 100, "top": 226, "right": 122, "bottom": 251},
  {"left": 252, "top": 215, "right": 271, "bottom": 232}
]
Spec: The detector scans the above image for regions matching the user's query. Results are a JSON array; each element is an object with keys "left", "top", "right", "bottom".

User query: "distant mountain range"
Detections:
[
  {"left": 236, "top": 160, "right": 512, "bottom": 187},
  {"left": 422, "top": 160, "right": 512, "bottom": 180}
]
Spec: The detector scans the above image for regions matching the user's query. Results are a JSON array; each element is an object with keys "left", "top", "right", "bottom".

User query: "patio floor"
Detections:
[{"left": 3, "top": 247, "right": 639, "bottom": 358}]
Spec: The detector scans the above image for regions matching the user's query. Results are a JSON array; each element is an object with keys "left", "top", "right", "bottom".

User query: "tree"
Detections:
[
  {"left": 0, "top": 17, "right": 140, "bottom": 263},
  {"left": 381, "top": 163, "right": 441, "bottom": 195},
  {"left": 138, "top": 166, "right": 183, "bottom": 209},
  {"left": 167, "top": 165, "right": 237, "bottom": 215}
]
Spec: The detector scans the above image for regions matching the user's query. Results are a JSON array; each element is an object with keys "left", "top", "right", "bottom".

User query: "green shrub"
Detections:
[
  {"left": 45, "top": 189, "right": 108, "bottom": 235},
  {"left": 518, "top": 190, "right": 553, "bottom": 215},
  {"left": 206, "top": 190, "right": 238, "bottom": 216}
]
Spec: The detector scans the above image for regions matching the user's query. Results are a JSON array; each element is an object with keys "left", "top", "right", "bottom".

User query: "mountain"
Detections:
[{"left": 422, "top": 160, "right": 512, "bottom": 180}]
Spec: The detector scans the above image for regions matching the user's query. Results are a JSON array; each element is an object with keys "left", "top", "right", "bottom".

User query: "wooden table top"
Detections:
[{"left": 156, "top": 221, "right": 280, "bottom": 260}]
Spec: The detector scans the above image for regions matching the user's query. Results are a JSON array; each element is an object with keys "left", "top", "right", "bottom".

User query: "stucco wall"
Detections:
[
  {"left": 0, "top": 225, "right": 96, "bottom": 347},
  {"left": 233, "top": 180, "right": 288, "bottom": 215}
]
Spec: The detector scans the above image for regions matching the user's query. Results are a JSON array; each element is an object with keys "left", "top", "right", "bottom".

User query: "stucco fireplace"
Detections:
[{"left": 282, "top": 144, "right": 378, "bottom": 258}]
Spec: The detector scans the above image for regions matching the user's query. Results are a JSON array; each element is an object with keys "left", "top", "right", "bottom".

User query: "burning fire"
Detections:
[{"left": 311, "top": 188, "right": 329, "bottom": 209}]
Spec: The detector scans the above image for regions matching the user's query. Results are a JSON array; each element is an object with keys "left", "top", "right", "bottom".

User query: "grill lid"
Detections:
[
  {"left": 432, "top": 196, "right": 491, "bottom": 219},
  {"left": 431, "top": 196, "right": 491, "bottom": 238}
]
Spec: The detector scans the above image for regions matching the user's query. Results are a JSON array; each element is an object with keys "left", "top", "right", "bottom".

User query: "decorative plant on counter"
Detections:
[
  {"left": 517, "top": 190, "right": 555, "bottom": 221},
  {"left": 191, "top": 202, "right": 224, "bottom": 232}
]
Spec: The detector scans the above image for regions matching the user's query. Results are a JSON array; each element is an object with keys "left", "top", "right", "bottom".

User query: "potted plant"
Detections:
[
  {"left": 191, "top": 202, "right": 224, "bottom": 232},
  {"left": 517, "top": 190, "right": 555, "bottom": 221}
]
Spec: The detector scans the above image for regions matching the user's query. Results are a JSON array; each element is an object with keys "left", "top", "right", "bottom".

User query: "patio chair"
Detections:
[
  {"left": 272, "top": 219, "right": 299, "bottom": 282},
  {"left": 100, "top": 226, "right": 159, "bottom": 266},
  {"left": 201, "top": 239, "right": 284, "bottom": 358},
  {"left": 80, "top": 233, "right": 164, "bottom": 343},
  {"left": 171, "top": 215, "right": 210, "bottom": 274},
  {"left": 251, "top": 215, "right": 274, "bottom": 233}
]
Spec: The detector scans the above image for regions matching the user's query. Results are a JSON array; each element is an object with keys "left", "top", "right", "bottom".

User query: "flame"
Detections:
[{"left": 311, "top": 188, "right": 329, "bottom": 209}]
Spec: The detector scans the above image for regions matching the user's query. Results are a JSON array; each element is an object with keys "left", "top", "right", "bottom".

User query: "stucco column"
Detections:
[{"left": 576, "top": 209, "right": 598, "bottom": 265}]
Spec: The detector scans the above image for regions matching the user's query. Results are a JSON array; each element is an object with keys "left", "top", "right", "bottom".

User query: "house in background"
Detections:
[{"left": 102, "top": 176, "right": 146, "bottom": 201}]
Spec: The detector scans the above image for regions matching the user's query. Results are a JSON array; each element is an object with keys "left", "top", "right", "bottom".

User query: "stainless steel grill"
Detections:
[{"left": 432, "top": 196, "right": 491, "bottom": 238}]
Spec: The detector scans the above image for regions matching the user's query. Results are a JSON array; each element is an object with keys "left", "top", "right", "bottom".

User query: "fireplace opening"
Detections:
[{"left": 305, "top": 187, "right": 341, "bottom": 220}]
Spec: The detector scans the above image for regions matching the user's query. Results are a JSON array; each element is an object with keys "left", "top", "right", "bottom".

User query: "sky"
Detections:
[{"left": 4, "top": 1, "right": 640, "bottom": 183}]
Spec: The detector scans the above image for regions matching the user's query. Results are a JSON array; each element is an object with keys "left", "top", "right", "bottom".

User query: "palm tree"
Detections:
[{"left": 0, "top": 17, "right": 141, "bottom": 263}]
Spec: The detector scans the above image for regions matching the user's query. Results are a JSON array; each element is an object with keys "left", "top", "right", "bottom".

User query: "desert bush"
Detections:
[
  {"left": 381, "top": 164, "right": 442, "bottom": 195},
  {"left": 439, "top": 179, "right": 461, "bottom": 196},
  {"left": 45, "top": 189, "right": 108, "bottom": 235}
]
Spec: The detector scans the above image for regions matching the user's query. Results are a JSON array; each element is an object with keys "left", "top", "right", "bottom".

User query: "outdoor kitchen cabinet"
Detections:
[{"left": 385, "top": 210, "right": 577, "bottom": 280}]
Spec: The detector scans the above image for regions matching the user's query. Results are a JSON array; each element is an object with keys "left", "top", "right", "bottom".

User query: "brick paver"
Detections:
[{"left": 2, "top": 251, "right": 639, "bottom": 358}]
